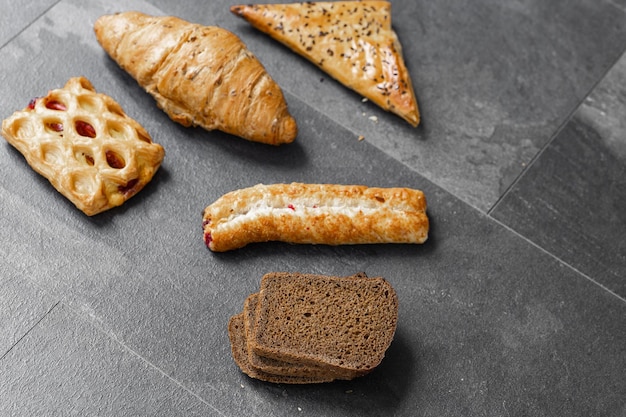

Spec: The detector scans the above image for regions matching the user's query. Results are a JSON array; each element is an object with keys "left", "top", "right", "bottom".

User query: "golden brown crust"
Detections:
[
  {"left": 202, "top": 182, "right": 429, "bottom": 252},
  {"left": 94, "top": 11, "right": 297, "bottom": 145},
  {"left": 231, "top": 1, "right": 420, "bottom": 126},
  {"left": 1, "top": 77, "right": 164, "bottom": 216}
]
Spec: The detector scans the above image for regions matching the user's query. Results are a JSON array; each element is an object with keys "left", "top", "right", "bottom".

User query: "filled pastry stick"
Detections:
[
  {"left": 202, "top": 182, "right": 429, "bottom": 252},
  {"left": 94, "top": 11, "right": 297, "bottom": 145},
  {"left": 1, "top": 77, "right": 164, "bottom": 216},
  {"left": 231, "top": 1, "right": 420, "bottom": 126}
]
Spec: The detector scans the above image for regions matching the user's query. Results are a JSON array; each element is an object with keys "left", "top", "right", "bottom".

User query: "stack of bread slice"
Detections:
[{"left": 228, "top": 272, "right": 398, "bottom": 384}]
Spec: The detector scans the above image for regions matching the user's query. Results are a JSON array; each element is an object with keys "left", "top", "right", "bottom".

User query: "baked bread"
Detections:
[
  {"left": 243, "top": 292, "right": 359, "bottom": 380},
  {"left": 94, "top": 11, "right": 297, "bottom": 145},
  {"left": 243, "top": 293, "right": 331, "bottom": 378},
  {"left": 231, "top": 1, "right": 420, "bottom": 126},
  {"left": 228, "top": 272, "right": 398, "bottom": 383},
  {"left": 202, "top": 182, "right": 429, "bottom": 252},
  {"left": 1, "top": 77, "right": 164, "bottom": 216},
  {"left": 228, "top": 313, "right": 336, "bottom": 384},
  {"left": 252, "top": 272, "right": 398, "bottom": 375}
]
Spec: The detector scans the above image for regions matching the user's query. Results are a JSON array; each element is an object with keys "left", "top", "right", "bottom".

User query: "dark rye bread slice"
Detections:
[
  {"left": 244, "top": 293, "right": 329, "bottom": 378},
  {"left": 243, "top": 293, "right": 356, "bottom": 380},
  {"left": 228, "top": 313, "right": 336, "bottom": 384},
  {"left": 249, "top": 272, "right": 398, "bottom": 376}
]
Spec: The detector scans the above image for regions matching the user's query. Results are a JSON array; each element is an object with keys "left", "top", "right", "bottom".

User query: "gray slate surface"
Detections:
[{"left": 1, "top": 0, "right": 625, "bottom": 416}]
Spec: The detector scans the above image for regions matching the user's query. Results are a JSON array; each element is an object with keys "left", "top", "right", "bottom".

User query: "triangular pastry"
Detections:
[
  {"left": 1, "top": 77, "right": 165, "bottom": 216},
  {"left": 94, "top": 11, "right": 297, "bottom": 145},
  {"left": 231, "top": 1, "right": 420, "bottom": 126}
]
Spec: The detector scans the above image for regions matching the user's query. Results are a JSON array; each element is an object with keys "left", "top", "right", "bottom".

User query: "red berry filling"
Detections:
[
  {"left": 118, "top": 178, "right": 139, "bottom": 196},
  {"left": 105, "top": 150, "right": 125, "bottom": 169},
  {"left": 204, "top": 231, "right": 213, "bottom": 247},
  {"left": 46, "top": 122, "right": 64, "bottom": 132},
  {"left": 27, "top": 98, "right": 38, "bottom": 110},
  {"left": 46, "top": 100, "right": 67, "bottom": 111},
  {"left": 75, "top": 120, "right": 96, "bottom": 138}
]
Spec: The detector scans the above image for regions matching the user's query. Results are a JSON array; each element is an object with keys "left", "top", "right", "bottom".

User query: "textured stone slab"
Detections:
[
  {"left": 0, "top": 0, "right": 625, "bottom": 416},
  {"left": 0, "top": 303, "right": 222, "bottom": 416},
  {"left": 0, "top": 0, "right": 57, "bottom": 47},
  {"left": 492, "top": 51, "right": 626, "bottom": 297},
  {"left": 0, "top": 264, "right": 57, "bottom": 358}
]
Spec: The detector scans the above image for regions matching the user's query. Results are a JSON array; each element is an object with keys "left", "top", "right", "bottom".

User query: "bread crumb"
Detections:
[
  {"left": 368, "top": 116, "right": 378, "bottom": 123},
  {"left": 358, "top": 135, "right": 365, "bottom": 141}
]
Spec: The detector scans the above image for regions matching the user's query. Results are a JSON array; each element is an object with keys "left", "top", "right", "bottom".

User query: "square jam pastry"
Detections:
[{"left": 2, "top": 77, "right": 165, "bottom": 215}]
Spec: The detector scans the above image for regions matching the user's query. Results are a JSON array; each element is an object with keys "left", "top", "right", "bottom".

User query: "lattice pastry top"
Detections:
[{"left": 1, "top": 77, "right": 165, "bottom": 215}]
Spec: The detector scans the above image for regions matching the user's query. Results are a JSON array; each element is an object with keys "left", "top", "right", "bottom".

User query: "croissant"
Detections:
[{"left": 94, "top": 11, "right": 297, "bottom": 145}]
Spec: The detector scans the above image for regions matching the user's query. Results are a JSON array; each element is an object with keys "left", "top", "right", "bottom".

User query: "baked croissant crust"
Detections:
[
  {"left": 94, "top": 11, "right": 297, "bottom": 145},
  {"left": 1, "top": 77, "right": 165, "bottom": 216},
  {"left": 231, "top": 1, "right": 420, "bottom": 127}
]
